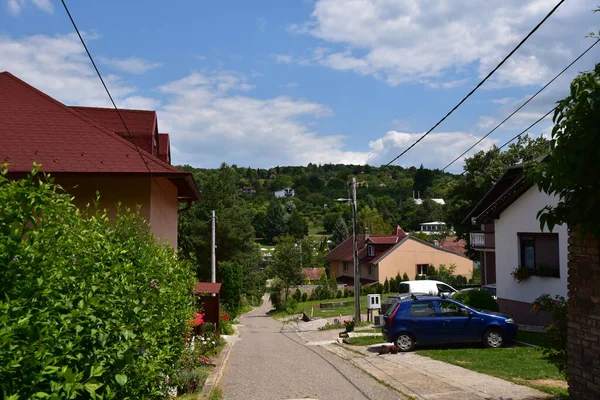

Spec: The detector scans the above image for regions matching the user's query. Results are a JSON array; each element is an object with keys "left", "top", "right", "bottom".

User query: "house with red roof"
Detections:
[
  {"left": 0, "top": 72, "right": 199, "bottom": 248},
  {"left": 326, "top": 226, "right": 473, "bottom": 286}
]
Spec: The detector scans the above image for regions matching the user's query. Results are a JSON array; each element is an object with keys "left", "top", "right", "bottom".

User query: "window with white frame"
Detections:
[
  {"left": 367, "top": 245, "right": 375, "bottom": 257},
  {"left": 416, "top": 264, "right": 429, "bottom": 276}
]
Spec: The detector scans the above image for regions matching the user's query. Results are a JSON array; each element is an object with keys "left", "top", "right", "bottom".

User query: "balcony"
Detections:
[{"left": 470, "top": 232, "right": 495, "bottom": 250}]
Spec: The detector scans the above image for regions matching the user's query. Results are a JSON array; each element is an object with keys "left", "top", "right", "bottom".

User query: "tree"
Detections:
[
  {"left": 330, "top": 216, "right": 349, "bottom": 249},
  {"left": 357, "top": 205, "right": 391, "bottom": 234},
  {"left": 266, "top": 199, "right": 288, "bottom": 243},
  {"left": 287, "top": 210, "right": 309, "bottom": 239},
  {"left": 219, "top": 261, "right": 243, "bottom": 315},
  {"left": 530, "top": 63, "right": 600, "bottom": 236},
  {"left": 269, "top": 236, "right": 303, "bottom": 301}
]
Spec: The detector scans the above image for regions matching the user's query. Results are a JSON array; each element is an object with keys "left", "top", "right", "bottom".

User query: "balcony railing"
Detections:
[{"left": 470, "top": 232, "right": 486, "bottom": 248}]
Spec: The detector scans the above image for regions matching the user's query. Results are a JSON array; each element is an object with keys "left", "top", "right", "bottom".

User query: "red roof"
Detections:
[
  {"left": 438, "top": 236, "right": 468, "bottom": 255},
  {"left": 193, "top": 282, "right": 222, "bottom": 294},
  {"left": 0, "top": 72, "right": 198, "bottom": 201},
  {"left": 303, "top": 267, "right": 325, "bottom": 281},
  {"left": 367, "top": 236, "right": 402, "bottom": 244}
]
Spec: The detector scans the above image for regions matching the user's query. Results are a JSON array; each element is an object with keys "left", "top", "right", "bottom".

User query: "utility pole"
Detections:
[
  {"left": 350, "top": 177, "right": 361, "bottom": 322},
  {"left": 211, "top": 210, "right": 216, "bottom": 283}
]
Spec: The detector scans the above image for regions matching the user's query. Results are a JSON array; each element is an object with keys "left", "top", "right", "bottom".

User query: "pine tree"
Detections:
[
  {"left": 267, "top": 199, "right": 287, "bottom": 243},
  {"left": 330, "top": 216, "right": 349, "bottom": 249}
]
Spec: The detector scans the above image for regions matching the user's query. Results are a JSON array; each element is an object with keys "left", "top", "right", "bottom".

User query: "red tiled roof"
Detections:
[
  {"left": 367, "top": 236, "right": 401, "bottom": 244},
  {"left": 327, "top": 226, "right": 408, "bottom": 264},
  {"left": 0, "top": 72, "right": 199, "bottom": 201},
  {"left": 303, "top": 267, "right": 325, "bottom": 281},
  {"left": 158, "top": 133, "right": 171, "bottom": 164},
  {"left": 438, "top": 236, "right": 468, "bottom": 255},
  {"left": 193, "top": 282, "right": 222, "bottom": 294}
]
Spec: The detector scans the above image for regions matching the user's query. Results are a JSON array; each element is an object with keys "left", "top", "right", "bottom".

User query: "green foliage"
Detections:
[
  {"left": 267, "top": 199, "right": 288, "bottom": 243},
  {"left": 0, "top": 168, "right": 195, "bottom": 399},
  {"left": 293, "top": 288, "right": 303, "bottom": 302},
  {"left": 343, "top": 288, "right": 349, "bottom": 298},
  {"left": 402, "top": 272, "right": 410, "bottom": 281},
  {"left": 529, "top": 63, "right": 600, "bottom": 236},
  {"left": 532, "top": 294, "right": 567, "bottom": 376},
  {"left": 269, "top": 236, "right": 303, "bottom": 303},
  {"left": 336, "top": 290, "right": 342, "bottom": 298},
  {"left": 301, "top": 292, "right": 308, "bottom": 302},
  {"left": 453, "top": 290, "right": 499, "bottom": 312},
  {"left": 219, "top": 261, "right": 243, "bottom": 316},
  {"left": 357, "top": 205, "right": 391, "bottom": 234},
  {"left": 287, "top": 210, "right": 309, "bottom": 239},
  {"left": 330, "top": 216, "right": 350, "bottom": 249},
  {"left": 383, "top": 278, "right": 390, "bottom": 293}
]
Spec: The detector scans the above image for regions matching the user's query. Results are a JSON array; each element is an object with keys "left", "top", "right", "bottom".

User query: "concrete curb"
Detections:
[{"left": 200, "top": 325, "right": 240, "bottom": 398}]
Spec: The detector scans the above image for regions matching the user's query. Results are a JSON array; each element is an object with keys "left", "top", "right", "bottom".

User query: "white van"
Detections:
[{"left": 397, "top": 280, "right": 458, "bottom": 297}]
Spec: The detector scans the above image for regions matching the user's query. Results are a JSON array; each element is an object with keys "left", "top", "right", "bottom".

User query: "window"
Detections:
[
  {"left": 438, "top": 301, "right": 468, "bottom": 317},
  {"left": 367, "top": 245, "right": 375, "bottom": 257},
  {"left": 368, "top": 265, "right": 374, "bottom": 276},
  {"left": 343, "top": 262, "right": 348, "bottom": 273},
  {"left": 416, "top": 264, "right": 429, "bottom": 276},
  {"left": 410, "top": 301, "right": 436, "bottom": 318},
  {"left": 518, "top": 233, "right": 560, "bottom": 277},
  {"left": 398, "top": 283, "right": 409, "bottom": 294},
  {"left": 436, "top": 283, "right": 456, "bottom": 295}
]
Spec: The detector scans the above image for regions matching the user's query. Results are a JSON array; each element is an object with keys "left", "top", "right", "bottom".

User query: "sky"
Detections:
[{"left": 1, "top": 0, "right": 598, "bottom": 172}]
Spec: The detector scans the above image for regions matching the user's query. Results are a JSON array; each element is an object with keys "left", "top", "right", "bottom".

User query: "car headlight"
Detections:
[{"left": 505, "top": 318, "right": 515, "bottom": 324}]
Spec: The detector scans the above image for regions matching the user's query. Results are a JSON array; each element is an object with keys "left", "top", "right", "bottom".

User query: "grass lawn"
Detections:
[
  {"left": 344, "top": 336, "right": 386, "bottom": 346},
  {"left": 417, "top": 346, "right": 567, "bottom": 397},
  {"left": 271, "top": 293, "right": 394, "bottom": 319}
]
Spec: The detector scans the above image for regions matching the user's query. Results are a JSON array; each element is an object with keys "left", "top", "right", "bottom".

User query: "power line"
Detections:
[
  {"left": 441, "top": 38, "right": 600, "bottom": 172},
  {"left": 60, "top": 0, "right": 152, "bottom": 174},
  {"left": 453, "top": 106, "right": 556, "bottom": 178},
  {"left": 385, "top": 0, "right": 565, "bottom": 166}
]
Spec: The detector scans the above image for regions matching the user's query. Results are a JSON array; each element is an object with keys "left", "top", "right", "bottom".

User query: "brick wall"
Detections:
[{"left": 567, "top": 229, "right": 600, "bottom": 399}]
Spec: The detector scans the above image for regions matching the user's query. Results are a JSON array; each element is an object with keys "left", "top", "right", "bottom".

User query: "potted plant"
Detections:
[
  {"left": 511, "top": 266, "right": 532, "bottom": 283},
  {"left": 343, "top": 320, "right": 356, "bottom": 332}
]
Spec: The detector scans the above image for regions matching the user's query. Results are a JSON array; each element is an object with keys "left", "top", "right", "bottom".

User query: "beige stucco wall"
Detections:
[
  {"left": 53, "top": 175, "right": 178, "bottom": 248},
  {"left": 378, "top": 238, "right": 473, "bottom": 282},
  {"left": 149, "top": 177, "right": 178, "bottom": 248}
]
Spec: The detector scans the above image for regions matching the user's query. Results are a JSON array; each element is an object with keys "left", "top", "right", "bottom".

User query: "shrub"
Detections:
[
  {"left": 301, "top": 292, "right": 308, "bottom": 302},
  {"left": 0, "top": 168, "right": 195, "bottom": 399},
  {"left": 343, "top": 288, "right": 349, "bottom": 298},
  {"left": 293, "top": 288, "right": 302, "bottom": 302},
  {"left": 336, "top": 290, "right": 342, "bottom": 298},
  {"left": 402, "top": 272, "right": 410, "bottom": 282},
  {"left": 383, "top": 278, "right": 390, "bottom": 293},
  {"left": 220, "top": 261, "right": 243, "bottom": 317},
  {"left": 453, "top": 290, "right": 499, "bottom": 312},
  {"left": 532, "top": 294, "right": 567, "bottom": 376}
]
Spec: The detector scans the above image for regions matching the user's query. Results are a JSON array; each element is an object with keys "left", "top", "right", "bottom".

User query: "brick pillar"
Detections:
[{"left": 567, "top": 228, "right": 600, "bottom": 398}]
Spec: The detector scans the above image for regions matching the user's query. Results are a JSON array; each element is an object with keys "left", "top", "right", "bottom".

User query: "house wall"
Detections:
[
  {"left": 378, "top": 238, "right": 473, "bottom": 283},
  {"left": 53, "top": 175, "right": 178, "bottom": 248},
  {"left": 494, "top": 186, "right": 568, "bottom": 322},
  {"left": 150, "top": 177, "right": 178, "bottom": 248}
]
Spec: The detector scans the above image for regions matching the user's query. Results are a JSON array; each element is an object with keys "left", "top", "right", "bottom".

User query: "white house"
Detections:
[
  {"left": 274, "top": 187, "right": 295, "bottom": 198},
  {"left": 465, "top": 162, "right": 567, "bottom": 325},
  {"left": 418, "top": 221, "right": 447, "bottom": 234}
]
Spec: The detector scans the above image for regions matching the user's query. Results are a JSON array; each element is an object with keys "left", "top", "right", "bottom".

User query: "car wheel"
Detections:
[
  {"left": 394, "top": 333, "right": 415, "bottom": 352},
  {"left": 483, "top": 328, "right": 504, "bottom": 348}
]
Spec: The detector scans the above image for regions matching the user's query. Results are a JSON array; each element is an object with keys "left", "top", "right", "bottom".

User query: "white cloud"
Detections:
[
  {"left": 279, "top": 82, "right": 300, "bottom": 89},
  {"left": 367, "top": 131, "right": 499, "bottom": 172},
  {"left": 7, "top": 0, "right": 53, "bottom": 15},
  {"left": 291, "top": 0, "right": 600, "bottom": 87},
  {"left": 274, "top": 54, "right": 294, "bottom": 64},
  {"left": 98, "top": 56, "right": 163, "bottom": 74}
]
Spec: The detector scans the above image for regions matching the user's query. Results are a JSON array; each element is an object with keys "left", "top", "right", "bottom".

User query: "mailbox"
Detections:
[{"left": 367, "top": 294, "right": 381, "bottom": 310}]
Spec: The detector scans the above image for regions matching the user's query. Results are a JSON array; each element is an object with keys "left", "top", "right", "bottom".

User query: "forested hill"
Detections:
[{"left": 177, "top": 163, "right": 459, "bottom": 238}]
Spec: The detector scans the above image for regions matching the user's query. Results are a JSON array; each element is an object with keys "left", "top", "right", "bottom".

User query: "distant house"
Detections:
[
  {"left": 356, "top": 180, "right": 369, "bottom": 188},
  {"left": 0, "top": 72, "right": 199, "bottom": 249},
  {"left": 326, "top": 226, "right": 473, "bottom": 287},
  {"left": 464, "top": 160, "right": 567, "bottom": 324},
  {"left": 303, "top": 267, "right": 325, "bottom": 283},
  {"left": 414, "top": 198, "right": 445, "bottom": 205},
  {"left": 418, "top": 221, "right": 447, "bottom": 234},
  {"left": 268, "top": 171, "right": 277, "bottom": 179},
  {"left": 377, "top": 183, "right": 387, "bottom": 188},
  {"left": 274, "top": 187, "right": 295, "bottom": 198},
  {"left": 437, "top": 236, "right": 468, "bottom": 255},
  {"left": 237, "top": 186, "right": 256, "bottom": 195}
]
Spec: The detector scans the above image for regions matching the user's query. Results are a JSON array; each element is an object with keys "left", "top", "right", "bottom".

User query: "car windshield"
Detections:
[{"left": 385, "top": 302, "right": 399, "bottom": 316}]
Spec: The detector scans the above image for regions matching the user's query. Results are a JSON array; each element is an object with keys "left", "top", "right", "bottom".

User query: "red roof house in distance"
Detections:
[
  {"left": 0, "top": 72, "right": 199, "bottom": 248},
  {"left": 326, "top": 226, "right": 473, "bottom": 286}
]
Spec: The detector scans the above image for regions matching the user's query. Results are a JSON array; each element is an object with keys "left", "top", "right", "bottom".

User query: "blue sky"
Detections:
[{"left": 1, "top": 0, "right": 599, "bottom": 171}]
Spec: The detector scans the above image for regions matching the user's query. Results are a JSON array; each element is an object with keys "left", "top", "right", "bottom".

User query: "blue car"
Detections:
[{"left": 382, "top": 296, "right": 517, "bottom": 352}]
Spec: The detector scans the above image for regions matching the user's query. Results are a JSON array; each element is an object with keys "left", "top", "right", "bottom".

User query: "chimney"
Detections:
[{"left": 364, "top": 228, "right": 370, "bottom": 245}]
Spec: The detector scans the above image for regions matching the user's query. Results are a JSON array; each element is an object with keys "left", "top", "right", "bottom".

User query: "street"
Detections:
[{"left": 221, "top": 295, "right": 404, "bottom": 400}]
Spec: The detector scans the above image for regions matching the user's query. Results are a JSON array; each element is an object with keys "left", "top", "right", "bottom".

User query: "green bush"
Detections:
[
  {"left": 336, "top": 290, "right": 342, "bottom": 298},
  {"left": 293, "top": 288, "right": 302, "bottom": 302},
  {"left": 0, "top": 168, "right": 195, "bottom": 399},
  {"left": 220, "top": 261, "right": 243, "bottom": 317},
  {"left": 343, "top": 288, "right": 349, "bottom": 298},
  {"left": 453, "top": 290, "right": 499, "bottom": 312},
  {"left": 532, "top": 294, "right": 567, "bottom": 376},
  {"left": 301, "top": 292, "right": 308, "bottom": 302}
]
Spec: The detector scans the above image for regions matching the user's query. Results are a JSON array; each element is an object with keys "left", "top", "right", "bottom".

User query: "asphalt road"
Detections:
[{"left": 221, "top": 295, "right": 404, "bottom": 400}]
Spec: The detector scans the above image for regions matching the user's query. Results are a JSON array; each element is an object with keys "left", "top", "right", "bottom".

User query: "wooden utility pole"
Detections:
[{"left": 211, "top": 210, "right": 216, "bottom": 283}]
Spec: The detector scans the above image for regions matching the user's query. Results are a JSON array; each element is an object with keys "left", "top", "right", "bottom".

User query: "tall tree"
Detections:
[
  {"left": 266, "top": 199, "right": 287, "bottom": 243},
  {"left": 445, "top": 135, "right": 551, "bottom": 253},
  {"left": 287, "top": 210, "right": 309, "bottom": 239},
  {"left": 330, "top": 216, "right": 349, "bottom": 249},
  {"left": 270, "top": 235, "right": 304, "bottom": 300},
  {"left": 357, "top": 205, "right": 391, "bottom": 234}
]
